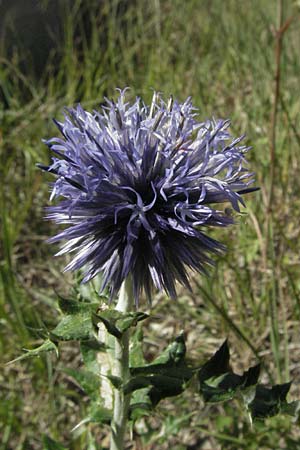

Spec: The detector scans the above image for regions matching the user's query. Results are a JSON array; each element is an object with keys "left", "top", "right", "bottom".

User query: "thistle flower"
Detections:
[{"left": 39, "top": 89, "right": 256, "bottom": 304}]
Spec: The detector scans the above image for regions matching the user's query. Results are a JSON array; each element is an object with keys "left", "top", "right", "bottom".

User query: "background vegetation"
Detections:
[{"left": 1, "top": 0, "right": 300, "bottom": 448}]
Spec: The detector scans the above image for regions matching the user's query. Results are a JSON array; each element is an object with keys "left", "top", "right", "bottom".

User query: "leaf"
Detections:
[
  {"left": 124, "top": 375, "right": 153, "bottom": 394},
  {"left": 129, "top": 402, "right": 152, "bottom": 421},
  {"left": 80, "top": 339, "right": 105, "bottom": 374},
  {"left": 107, "top": 375, "right": 122, "bottom": 389},
  {"left": 130, "top": 363, "right": 193, "bottom": 379},
  {"left": 117, "top": 311, "right": 149, "bottom": 333},
  {"left": 199, "top": 341, "right": 261, "bottom": 403},
  {"left": 281, "top": 400, "right": 300, "bottom": 420},
  {"left": 198, "top": 340, "right": 230, "bottom": 384},
  {"left": 71, "top": 401, "right": 112, "bottom": 432},
  {"left": 51, "top": 295, "right": 100, "bottom": 341},
  {"left": 248, "top": 382, "right": 293, "bottom": 420},
  {"left": 43, "top": 435, "right": 67, "bottom": 450},
  {"left": 87, "top": 401, "right": 112, "bottom": 424},
  {"left": 124, "top": 373, "right": 190, "bottom": 406},
  {"left": 168, "top": 332, "right": 187, "bottom": 363},
  {"left": 7, "top": 339, "right": 58, "bottom": 364},
  {"left": 57, "top": 294, "right": 99, "bottom": 315},
  {"left": 126, "top": 333, "right": 193, "bottom": 406},
  {"left": 151, "top": 332, "right": 186, "bottom": 365},
  {"left": 240, "top": 364, "right": 262, "bottom": 406},
  {"left": 93, "top": 310, "right": 149, "bottom": 339},
  {"left": 148, "top": 374, "right": 191, "bottom": 407},
  {"left": 129, "top": 331, "right": 187, "bottom": 377},
  {"left": 63, "top": 367, "right": 101, "bottom": 398},
  {"left": 129, "top": 326, "right": 145, "bottom": 367},
  {"left": 129, "top": 387, "right": 152, "bottom": 422},
  {"left": 93, "top": 310, "right": 122, "bottom": 339},
  {"left": 51, "top": 310, "right": 95, "bottom": 341}
]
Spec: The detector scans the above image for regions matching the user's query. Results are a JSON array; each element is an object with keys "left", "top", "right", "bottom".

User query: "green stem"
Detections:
[{"left": 110, "top": 278, "right": 134, "bottom": 450}]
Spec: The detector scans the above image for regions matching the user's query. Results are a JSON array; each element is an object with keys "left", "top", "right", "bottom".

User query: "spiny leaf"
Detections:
[
  {"left": 199, "top": 341, "right": 260, "bottom": 403},
  {"left": 130, "top": 332, "right": 186, "bottom": 373},
  {"left": 129, "top": 326, "right": 145, "bottom": 367},
  {"left": 117, "top": 311, "right": 149, "bottom": 333},
  {"left": 62, "top": 367, "right": 101, "bottom": 398},
  {"left": 281, "top": 400, "right": 300, "bottom": 420},
  {"left": 148, "top": 374, "right": 191, "bottom": 407},
  {"left": 57, "top": 294, "right": 99, "bottom": 315},
  {"left": 107, "top": 375, "right": 122, "bottom": 389},
  {"left": 124, "top": 375, "right": 153, "bottom": 394},
  {"left": 43, "top": 435, "right": 67, "bottom": 450},
  {"left": 240, "top": 364, "right": 262, "bottom": 406},
  {"left": 248, "top": 382, "right": 293, "bottom": 420},
  {"left": 80, "top": 339, "right": 105, "bottom": 375},
  {"left": 7, "top": 339, "right": 58, "bottom": 364},
  {"left": 93, "top": 311, "right": 122, "bottom": 339},
  {"left": 130, "top": 363, "right": 193, "bottom": 379},
  {"left": 198, "top": 340, "right": 230, "bottom": 383},
  {"left": 93, "top": 310, "right": 149, "bottom": 339},
  {"left": 129, "top": 401, "right": 152, "bottom": 422},
  {"left": 51, "top": 310, "right": 95, "bottom": 341},
  {"left": 126, "top": 333, "right": 193, "bottom": 406},
  {"left": 151, "top": 332, "right": 186, "bottom": 365},
  {"left": 71, "top": 402, "right": 112, "bottom": 432},
  {"left": 243, "top": 364, "right": 261, "bottom": 388},
  {"left": 88, "top": 401, "right": 112, "bottom": 424},
  {"left": 129, "top": 387, "right": 152, "bottom": 422}
]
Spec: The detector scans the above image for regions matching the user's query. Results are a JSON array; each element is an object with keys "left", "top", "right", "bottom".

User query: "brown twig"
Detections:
[{"left": 268, "top": 5, "right": 294, "bottom": 214}]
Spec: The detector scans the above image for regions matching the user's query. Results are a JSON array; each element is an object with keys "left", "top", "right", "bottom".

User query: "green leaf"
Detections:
[
  {"left": 168, "top": 332, "right": 187, "bottom": 363},
  {"left": 240, "top": 364, "right": 262, "bottom": 406},
  {"left": 129, "top": 385, "right": 152, "bottom": 422},
  {"left": 129, "top": 332, "right": 187, "bottom": 377},
  {"left": 281, "top": 400, "right": 300, "bottom": 420},
  {"left": 117, "top": 311, "right": 149, "bottom": 333},
  {"left": 87, "top": 401, "right": 112, "bottom": 424},
  {"left": 93, "top": 310, "right": 148, "bottom": 339},
  {"left": 63, "top": 367, "right": 101, "bottom": 398},
  {"left": 57, "top": 293, "right": 100, "bottom": 314},
  {"left": 93, "top": 310, "right": 122, "bottom": 339},
  {"left": 124, "top": 375, "right": 153, "bottom": 394},
  {"left": 107, "top": 375, "right": 122, "bottom": 389},
  {"left": 199, "top": 341, "right": 260, "bottom": 403},
  {"left": 8, "top": 339, "right": 58, "bottom": 364},
  {"left": 43, "top": 435, "right": 67, "bottom": 450},
  {"left": 51, "top": 310, "right": 95, "bottom": 341},
  {"left": 130, "top": 363, "right": 193, "bottom": 379},
  {"left": 127, "top": 333, "right": 193, "bottom": 407},
  {"left": 148, "top": 374, "right": 191, "bottom": 407},
  {"left": 248, "top": 382, "right": 294, "bottom": 420},
  {"left": 80, "top": 339, "right": 105, "bottom": 375},
  {"left": 198, "top": 340, "right": 230, "bottom": 384},
  {"left": 151, "top": 332, "right": 186, "bottom": 365},
  {"left": 125, "top": 372, "right": 189, "bottom": 406},
  {"left": 129, "top": 326, "right": 145, "bottom": 367}
]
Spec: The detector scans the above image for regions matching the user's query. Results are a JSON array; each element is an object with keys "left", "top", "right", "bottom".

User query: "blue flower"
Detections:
[{"left": 39, "top": 89, "right": 256, "bottom": 304}]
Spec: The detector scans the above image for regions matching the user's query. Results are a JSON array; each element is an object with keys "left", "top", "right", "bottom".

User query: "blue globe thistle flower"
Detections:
[{"left": 39, "top": 89, "right": 256, "bottom": 304}]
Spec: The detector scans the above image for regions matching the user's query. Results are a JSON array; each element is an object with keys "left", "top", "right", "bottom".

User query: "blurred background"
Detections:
[{"left": 1, "top": 0, "right": 300, "bottom": 448}]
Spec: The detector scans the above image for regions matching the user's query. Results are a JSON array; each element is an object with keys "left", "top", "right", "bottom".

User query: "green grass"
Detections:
[{"left": 1, "top": 0, "right": 300, "bottom": 448}]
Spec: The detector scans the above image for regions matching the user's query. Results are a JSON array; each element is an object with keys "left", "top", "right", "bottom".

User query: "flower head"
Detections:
[{"left": 40, "top": 89, "right": 256, "bottom": 304}]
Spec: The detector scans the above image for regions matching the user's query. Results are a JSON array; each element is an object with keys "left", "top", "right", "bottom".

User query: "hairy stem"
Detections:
[{"left": 110, "top": 278, "right": 134, "bottom": 450}]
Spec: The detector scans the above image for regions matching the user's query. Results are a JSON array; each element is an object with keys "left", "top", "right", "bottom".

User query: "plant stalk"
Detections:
[
  {"left": 110, "top": 277, "right": 134, "bottom": 450},
  {"left": 268, "top": 0, "right": 284, "bottom": 215}
]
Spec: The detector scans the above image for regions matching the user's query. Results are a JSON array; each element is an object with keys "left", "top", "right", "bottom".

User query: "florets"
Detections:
[{"left": 40, "top": 90, "right": 255, "bottom": 304}]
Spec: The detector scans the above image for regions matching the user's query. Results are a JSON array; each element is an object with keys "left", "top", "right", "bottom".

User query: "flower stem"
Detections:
[{"left": 110, "top": 278, "right": 134, "bottom": 450}]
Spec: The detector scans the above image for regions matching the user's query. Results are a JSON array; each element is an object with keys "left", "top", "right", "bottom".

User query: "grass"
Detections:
[{"left": 1, "top": 0, "right": 300, "bottom": 448}]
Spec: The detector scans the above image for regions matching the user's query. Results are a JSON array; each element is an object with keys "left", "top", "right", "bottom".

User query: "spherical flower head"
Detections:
[{"left": 40, "top": 89, "right": 256, "bottom": 304}]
